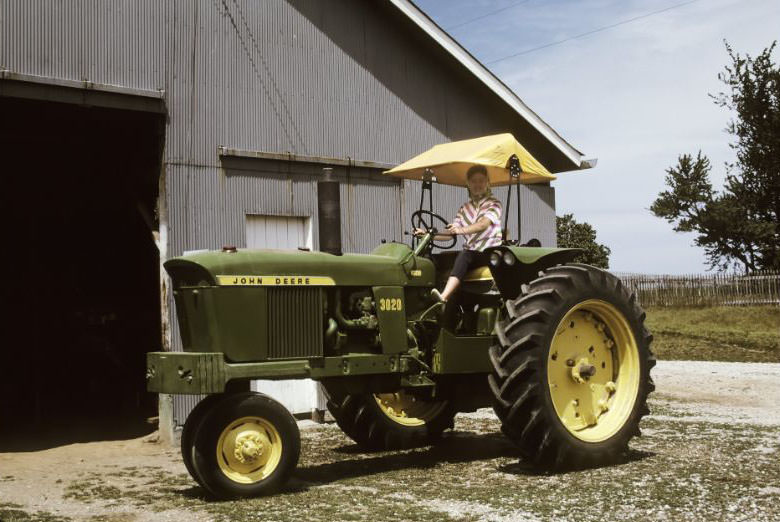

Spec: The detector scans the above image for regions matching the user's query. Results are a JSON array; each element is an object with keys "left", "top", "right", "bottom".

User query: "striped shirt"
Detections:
[{"left": 453, "top": 196, "right": 503, "bottom": 251}]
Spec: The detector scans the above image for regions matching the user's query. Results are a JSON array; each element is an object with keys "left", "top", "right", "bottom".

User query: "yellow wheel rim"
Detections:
[
  {"left": 374, "top": 392, "right": 448, "bottom": 427},
  {"left": 216, "top": 416, "right": 283, "bottom": 484},
  {"left": 547, "top": 299, "right": 640, "bottom": 443}
]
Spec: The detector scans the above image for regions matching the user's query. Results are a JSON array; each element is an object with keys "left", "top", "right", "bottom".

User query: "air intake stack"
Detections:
[{"left": 317, "top": 167, "right": 342, "bottom": 255}]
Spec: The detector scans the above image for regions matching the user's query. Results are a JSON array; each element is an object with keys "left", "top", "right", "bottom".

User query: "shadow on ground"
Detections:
[
  {"left": 298, "top": 431, "right": 521, "bottom": 485},
  {"left": 174, "top": 430, "right": 524, "bottom": 500},
  {"left": 498, "top": 447, "right": 657, "bottom": 475},
  {"left": 167, "top": 429, "right": 659, "bottom": 502},
  {"left": 0, "top": 416, "right": 155, "bottom": 452}
]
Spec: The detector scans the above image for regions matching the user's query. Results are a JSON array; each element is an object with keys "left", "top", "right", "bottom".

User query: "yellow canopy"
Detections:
[{"left": 383, "top": 133, "right": 555, "bottom": 186}]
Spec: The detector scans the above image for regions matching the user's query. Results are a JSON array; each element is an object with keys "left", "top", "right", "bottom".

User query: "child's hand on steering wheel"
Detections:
[{"left": 445, "top": 224, "right": 461, "bottom": 236}]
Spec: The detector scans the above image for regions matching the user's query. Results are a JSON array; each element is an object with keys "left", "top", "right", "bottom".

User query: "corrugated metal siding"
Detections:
[
  {"left": 163, "top": 0, "right": 551, "bottom": 168},
  {"left": 0, "top": 0, "right": 167, "bottom": 90},
  {"left": 166, "top": 160, "right": 404, "bottom": 258},
  {"left": 173, "top": 393, "right": 206, "bottom": 427},
  {"left": 519, "top": 184, "right": 556, "bottom": 246},
  {"left": 341, "top": 170, "right": 403, "bottom": 253}
]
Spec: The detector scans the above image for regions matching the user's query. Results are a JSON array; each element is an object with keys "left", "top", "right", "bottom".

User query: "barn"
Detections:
[{"left": 0, "top": 0, "right": 592, "bottom": 446}]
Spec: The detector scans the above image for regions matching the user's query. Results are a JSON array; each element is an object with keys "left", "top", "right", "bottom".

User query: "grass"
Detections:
[
  {"left": 0, "top": 502, "right": 71, "bottom": 522},
  {"left": 644, "top": 306, "right": 780, "bottom": 362}
]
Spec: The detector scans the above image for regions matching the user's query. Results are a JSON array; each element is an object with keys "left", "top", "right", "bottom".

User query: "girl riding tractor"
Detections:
[{"left": 414, "top": 164, "right": 502, "bottom": 302}]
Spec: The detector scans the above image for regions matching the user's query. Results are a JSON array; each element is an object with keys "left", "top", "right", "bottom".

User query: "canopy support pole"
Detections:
[
  {"left": 504, "top": 184, "right": 512, "bottom": 242},
  {"left": 503, "top": 155, "right": 522, "bottom": 245},
  {"left": 413, "top": 170, "right": 435, "bottom": 249}
]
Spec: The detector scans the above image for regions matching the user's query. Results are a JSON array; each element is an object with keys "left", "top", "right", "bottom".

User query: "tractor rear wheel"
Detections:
[
  {"left": 489, "top": 264, "right": 655, "bottom": 469},
  {"left": 191, "top": 392, "right": 300, "bottom": 499},
  {"left": 325, "top": 389, "right": 455, "bottom": 450}
]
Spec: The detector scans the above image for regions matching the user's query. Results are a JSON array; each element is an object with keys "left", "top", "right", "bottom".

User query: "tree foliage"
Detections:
[
  {"left": 556, "top": 214, "right": 611, "bottom": 269},
  {"left": 651, "top": 42, "right": 780, "bottom": 272}
]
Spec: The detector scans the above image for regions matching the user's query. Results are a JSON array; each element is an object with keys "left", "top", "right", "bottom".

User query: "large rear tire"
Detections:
[
  {"left": 488, "top": 264, "right": 655, "bottom": 469},
  {"left": 191, "top": 392, "right": 300, "bottom": 499},
  {"left": 325, "top": 388, "right": 455, "bottom": 450}
]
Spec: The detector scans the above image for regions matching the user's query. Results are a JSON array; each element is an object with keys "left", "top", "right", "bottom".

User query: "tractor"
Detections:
[{"left": 146, "top": 134, "right": 655, "bottom": 499}]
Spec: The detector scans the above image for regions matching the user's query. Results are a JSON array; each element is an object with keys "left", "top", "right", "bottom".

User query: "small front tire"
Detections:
[
  {"left": 181, "top": 393, "right": 226, "bottom": 489},
  {"left": 191, "top": 392, "right": 300, "bottom": 499}
]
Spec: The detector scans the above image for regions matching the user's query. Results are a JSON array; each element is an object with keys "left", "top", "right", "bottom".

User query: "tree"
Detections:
[
  {"left": 651, "top": 42, "right": 780, "bottom": 272},
  {"left": 556, "top": 214, "right": 611, "bottom": 269}
]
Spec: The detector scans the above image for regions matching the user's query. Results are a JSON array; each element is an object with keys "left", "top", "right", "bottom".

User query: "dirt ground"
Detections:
[{"left": 1, "top": 360, "right": 779, "bottom": 522}]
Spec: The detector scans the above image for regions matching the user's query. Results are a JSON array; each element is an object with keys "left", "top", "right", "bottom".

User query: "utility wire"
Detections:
[
  {"left": 485, "top": 0, "right": 701, "bottom": 65},
  {"left": 446, "top": 0, "right": 531, "bottom": 31}
]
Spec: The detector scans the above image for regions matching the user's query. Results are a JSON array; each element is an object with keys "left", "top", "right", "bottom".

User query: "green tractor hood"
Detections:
[{"left": 164, "top": 243, "right": 435, "bottom": 288}]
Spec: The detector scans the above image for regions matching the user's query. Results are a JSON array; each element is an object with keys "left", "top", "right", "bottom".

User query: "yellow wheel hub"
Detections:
[
  {"left": 375, "top": 392, "right": 448, "bottom": 427},
  {"left": 547, "top": 299, "right": 640, "bottom": 442},
  {"left": 216, "top": 416, "right": 282, "bottom": 484}
]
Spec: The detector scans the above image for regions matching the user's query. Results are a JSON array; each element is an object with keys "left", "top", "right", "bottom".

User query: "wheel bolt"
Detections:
[{"left": 566, "top": 359, "right": 575, "bottom": 367}]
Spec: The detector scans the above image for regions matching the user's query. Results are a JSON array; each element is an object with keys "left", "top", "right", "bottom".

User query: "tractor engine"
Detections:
[
  {"left": 325, "top": 289, "right": 381, "bottom": 354},
  {"left": 327, "top": 288, "right": 435, "bottom": 357}
]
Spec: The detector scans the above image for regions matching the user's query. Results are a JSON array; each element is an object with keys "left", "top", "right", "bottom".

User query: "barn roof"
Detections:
[{"left": 388, "top": 0, "right": 596, "bottom": 174}]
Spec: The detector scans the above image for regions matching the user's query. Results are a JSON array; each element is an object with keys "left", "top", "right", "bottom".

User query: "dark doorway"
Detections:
[{"left": 0, "top": 96, "right": 164, "bottom": 449}]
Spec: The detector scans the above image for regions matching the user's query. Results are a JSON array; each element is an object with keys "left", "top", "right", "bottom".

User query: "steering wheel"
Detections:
[{"left": 411, "top": 210, "right": 457, "bottom": 249}]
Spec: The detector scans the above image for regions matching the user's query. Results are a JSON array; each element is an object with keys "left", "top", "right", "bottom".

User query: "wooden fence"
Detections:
[{"left": 615, "top": 270, "right": 780, "bottom": 307}]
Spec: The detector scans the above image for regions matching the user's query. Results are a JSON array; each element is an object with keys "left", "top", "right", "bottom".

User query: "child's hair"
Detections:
[{"left": 466, "top": 165, "right": 488, "bottom": 178}]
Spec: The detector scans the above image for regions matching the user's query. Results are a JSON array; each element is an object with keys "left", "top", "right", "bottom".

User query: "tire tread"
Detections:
[{"left": 489, "top": 263, "right": 655, "bottom": 470}]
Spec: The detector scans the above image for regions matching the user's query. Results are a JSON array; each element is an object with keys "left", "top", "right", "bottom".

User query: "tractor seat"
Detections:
[
  {"left": 430, "top": 252, "right": 495, "bottom": 295},
  {"left": 463, "top": 265, "right": 493, "bottom": 283}
]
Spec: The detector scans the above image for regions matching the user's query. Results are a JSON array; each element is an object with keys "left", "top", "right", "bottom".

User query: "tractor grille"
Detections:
[{"left": 267, "top": 288, "right": 323, "bottom": 359}]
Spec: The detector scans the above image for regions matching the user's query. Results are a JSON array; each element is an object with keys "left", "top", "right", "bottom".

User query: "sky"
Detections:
[{"left": 415, "top": 0, "right": 780, "bottom": 274}]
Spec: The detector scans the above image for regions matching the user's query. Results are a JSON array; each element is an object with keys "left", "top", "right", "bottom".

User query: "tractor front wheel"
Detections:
[
  {"left": 181, "top": 393, "right": 227, "bottom": 490},
  {"left": 489, "top": 264, "right": 655, "bottom": 469},
  {"left": 191, "top": 392, "right": 300, "bottom": 499},
  {"left": 325, "top": 388, "right": 455, "bottom": 450}
]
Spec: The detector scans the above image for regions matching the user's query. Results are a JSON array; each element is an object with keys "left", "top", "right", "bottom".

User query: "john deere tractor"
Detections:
[{"left": 146, "top": 134, "right": 654, "bottom": 499}]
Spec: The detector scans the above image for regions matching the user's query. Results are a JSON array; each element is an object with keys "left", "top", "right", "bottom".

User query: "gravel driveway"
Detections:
[
  {"left": 651, "top": 360, "right": 780, "bottom": 426},
  {"left": 1, "top": 360, "right": 779, "bottom": 522}
]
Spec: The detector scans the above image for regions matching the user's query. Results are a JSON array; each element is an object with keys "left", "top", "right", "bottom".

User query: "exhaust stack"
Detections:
[{"left": 317, "top": 167, "right": 342, "bottom": 255}]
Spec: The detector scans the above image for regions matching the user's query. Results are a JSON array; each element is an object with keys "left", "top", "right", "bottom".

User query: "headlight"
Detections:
[
  {"left": 503, "top": 251, "right": 516, "bottom": 266},
  {"left": 489, "top": 252, "right": 502, "bottom": 266}
]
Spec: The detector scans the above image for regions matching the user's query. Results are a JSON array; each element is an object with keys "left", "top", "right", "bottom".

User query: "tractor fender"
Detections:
[{"left": 484, "top": 246, "right": 582, "bottom": 300}]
